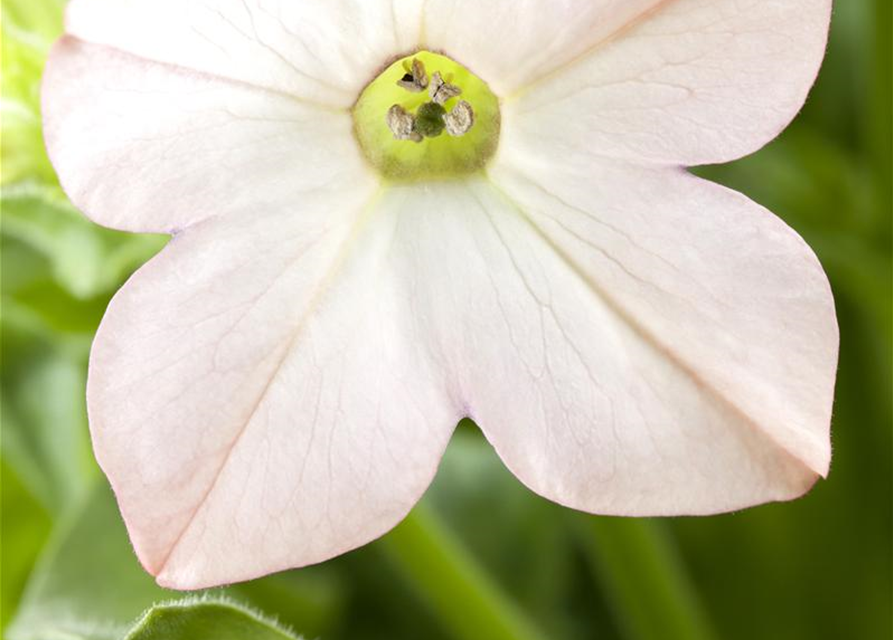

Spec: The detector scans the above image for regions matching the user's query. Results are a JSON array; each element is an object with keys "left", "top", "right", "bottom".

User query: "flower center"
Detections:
[{"left": 353, "top": 51, "right": 501, "bottom": 182}]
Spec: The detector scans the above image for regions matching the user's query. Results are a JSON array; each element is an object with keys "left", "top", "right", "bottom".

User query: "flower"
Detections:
[{"left": 42, "top": 0, "right": 837, "bottom": 590}]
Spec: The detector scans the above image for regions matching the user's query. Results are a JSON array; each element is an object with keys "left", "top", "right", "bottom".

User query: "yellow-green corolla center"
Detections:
[{"left": 353, "top": 51, "right": 501, "bottom": 181}]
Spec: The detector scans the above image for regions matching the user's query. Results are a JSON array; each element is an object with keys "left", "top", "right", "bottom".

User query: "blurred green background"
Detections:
[{"left": 1, "top": 1, "right": 890, "bottom": 639}]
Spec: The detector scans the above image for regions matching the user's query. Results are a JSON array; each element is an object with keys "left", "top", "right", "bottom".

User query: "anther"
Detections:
[
  {"left": 386, "top": 105, "right": 422, "bottom": 143},
  {"left": 396, "top": 58, "right": 428, "bottom": 93},
  {"left": 444, "top": 100, "right": 475, "bottom": 137},
  {"left": 429, "top": 71, "right": 462, "bottom": 105}
]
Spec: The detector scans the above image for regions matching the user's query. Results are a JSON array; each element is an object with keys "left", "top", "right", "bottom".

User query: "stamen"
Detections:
[
  {"left": 444, "top": 100, "right": 475, "bottom": 137},
  {"left": 429, "top": 71, "right": 462, "bottom": 105},
  {"left": 387, "top": 58, "right": 476, "bottom": 142},
  {"left": 396, "top": 58, "right": 428, "bottom": 93},
  {"left": 354, "top": 51, "right": 500, "bottom": 179},
  {"left": 386, "top": 105, "right": 422, "bottom": 143}
]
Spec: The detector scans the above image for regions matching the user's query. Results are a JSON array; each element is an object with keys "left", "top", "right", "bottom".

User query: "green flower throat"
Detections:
[{"left": 353, "top": 51, "right": 501, "bottom": 181}]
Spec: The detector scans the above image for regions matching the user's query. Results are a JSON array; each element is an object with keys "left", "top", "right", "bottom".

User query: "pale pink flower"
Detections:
[{"left": 43, "top": 0, "right": 837, "bottom": 590}]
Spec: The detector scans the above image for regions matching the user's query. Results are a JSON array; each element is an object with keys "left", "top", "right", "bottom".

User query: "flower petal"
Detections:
[
  {"left": 90, "top": 184, "right": 458, "bottom": 589},
  {"left": 62, "top": 0, "right": 423, "bottom": 107},
  {"left": 383, "top": 175, "right": 836, "bottom": 515},
  {"left": 422, "top": 0, "right": 664, "bottom": 95},
  {"left": 502, "top": 0, "right": 831, "bottom": 165},
  {"left": 43, "top": 37, "right": 368, "bottom": 233}
]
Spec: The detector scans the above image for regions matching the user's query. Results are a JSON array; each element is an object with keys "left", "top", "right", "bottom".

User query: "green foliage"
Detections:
[
  {"left": 1, "top": 340, "right": 94, "bottom": 513},
  {"left": 1, "top": 184, "right": 167, "bottom": 299},
  {"left": 384, "top": 500, "right": 548, "bottom": 640},
  {"left": 0, "top": 463, "right": 52, "bottom": 629},
  {"left": 0, "top": 0, "right": 65, "bottom": 185},
  {"left": 5, "top": 480, "right": 341, "bottom": 640},
  {"left": 574, "top": 517, "right": 714, "bottom": 640},
  {"left": 1, "top": 0, "right": 890, "bottom": 639},
  {"left": 123, "top": 600, "right": 301, "bottom": 640},
  {"left": 6, "top": 482, "right": 171, "bottom": 640}
]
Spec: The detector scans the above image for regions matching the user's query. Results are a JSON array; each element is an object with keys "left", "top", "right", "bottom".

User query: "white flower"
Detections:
[{"left": 43, "top": 0, "right": 837, "bottom": 590}]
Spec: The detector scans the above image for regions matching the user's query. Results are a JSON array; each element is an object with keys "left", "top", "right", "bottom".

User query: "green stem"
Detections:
[
  {"left": 382, "top": 503, "right": 549, "bottom": 640},
  {"left": 574, "top": 516, "right": 716, "bottom": 640},
  {"left": 870, "top": 0, "right": 891, "bottom": 196}
]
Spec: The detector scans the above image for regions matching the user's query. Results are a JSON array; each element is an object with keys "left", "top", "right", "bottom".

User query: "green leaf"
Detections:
[
  {"left": 1, "top": 186, "right": 107, "bottom": 298},
  {"left": 1, "top": 280, "right": 99, "bottom": 514},
  {"left": 124, "top": 599, "right": 302, "bottom": 640},
  {"left": 1, "top": 184, "right": 167, "bottom": 299},
  {"left": 1, "top": 233, "right": 52, "bottom": 296},
  {"left": 228, "top": 570, "right": 344, "bottom": 638},
  {"left": 7, "top": 479, "right": 342, "bottom": 640},
  {"left": 6, "top": 481, "right": 172, "bottom": 640},
  {"left": 0, "top": 345, "right": 96, "bottom": 513},
  {"left": 1, "top": 0, "right": 65, "bottom": 43},
  {"left": 0, "top": 0, "right": 64, "bottom": 185},
  {"left": 0, "top": 462, "right": 52, "bottom": 632}
]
